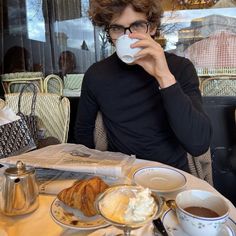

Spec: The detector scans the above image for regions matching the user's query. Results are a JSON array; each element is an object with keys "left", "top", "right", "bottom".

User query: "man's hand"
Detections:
[{"left": 130, "top": 32, "right": 176, "bottom": 89}]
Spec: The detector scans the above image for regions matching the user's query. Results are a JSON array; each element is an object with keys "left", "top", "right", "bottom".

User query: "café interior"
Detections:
[{"left": 0, "top": 0, "right": 236, "bottom": 235}]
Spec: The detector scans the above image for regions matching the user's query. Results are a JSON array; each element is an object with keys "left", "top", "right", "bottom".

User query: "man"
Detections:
[{"left": 74, "top": 0, "right": 212, "bottom": 172}]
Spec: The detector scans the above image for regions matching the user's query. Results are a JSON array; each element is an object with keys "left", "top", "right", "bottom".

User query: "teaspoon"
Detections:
[{"left": 166, "top": 199, "right": 177, "bottom": 212}]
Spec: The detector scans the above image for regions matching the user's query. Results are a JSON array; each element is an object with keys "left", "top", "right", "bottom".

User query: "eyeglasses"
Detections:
[{"left": 106, "top": 20, "right": 150, "bottom": 40}]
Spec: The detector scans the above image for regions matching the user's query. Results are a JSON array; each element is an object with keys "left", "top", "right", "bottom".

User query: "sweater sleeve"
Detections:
[
  {"left": 74, "top": 74, "right": 99, "bottom": 148},
  {"left": 160, "top": 60, "right": 212, "bottom": 156}
]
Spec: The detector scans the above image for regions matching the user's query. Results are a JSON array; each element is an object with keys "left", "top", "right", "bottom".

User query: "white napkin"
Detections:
[
  {"left": 88, "top": 224, "right": 154, "bottom": 236},
  {"left": 0, "top": 106, "right": 20, "bottom": 125}
]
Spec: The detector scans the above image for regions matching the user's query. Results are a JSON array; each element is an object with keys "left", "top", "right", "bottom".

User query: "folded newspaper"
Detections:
[{"left": 0, "top": 144, "right": 135, "bottom": 194}]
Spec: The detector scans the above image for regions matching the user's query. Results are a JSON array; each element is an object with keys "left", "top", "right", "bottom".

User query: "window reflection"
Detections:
[
  {"left": 161, "top": 7, "right": 236, "bottom": 52},
  {"left": 26, "top": 0, "right": 45, "bottom": 42},
  {"left": 2, "top": 1, "right": 235, "bottom": 79},
  {"left": 55, "top": 16, "right": 95, "bottom": 73},
  {"left": 159, "top": 4, "right": 236, "bottom": 96},
  {"left": 7, "top": 0, "right": 27, "bottom": 35}
]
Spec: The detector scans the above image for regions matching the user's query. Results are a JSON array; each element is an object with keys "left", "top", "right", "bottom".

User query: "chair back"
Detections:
[
  {"left": 200, "top": 76, "right": 236, "bottom": 96},
  {"left": 187, "top": 150, "right": 213, "bottom": 185},
  {"left": 1, "top": 72, "right": 44, "bottom": 93},
  {"left": 63, "top": 74, "right": 84, "bottom": 97},
  {"left": 94, "top": 111, "right": 108, "bottom": 151},
  {"left": 64, "top": 74, "right": 84, "bottom": 89},
  {"left": 44, "top": 74, "right": 63, "bottom": 96},
  {"left": 0, "top": 98, "right": 5, "bottom": 109},
  {"left": 5, "top": 93, "right": 70, "bottom": 143}
]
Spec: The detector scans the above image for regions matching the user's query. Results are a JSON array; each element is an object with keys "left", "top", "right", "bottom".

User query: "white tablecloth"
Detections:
[{"left": 0, "top": 159, "right": 235, "bottom": 236}]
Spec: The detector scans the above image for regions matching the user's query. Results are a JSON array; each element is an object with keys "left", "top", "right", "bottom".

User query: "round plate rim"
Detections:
[
  {"left": 132, "top": 166, "right": 187, "bottom": 193},
  {"left": 50, "top": 197, "right": 110, "bottom": 230},
  {"left": 161, "top": 208, "right": 236, "bottom": 236}
]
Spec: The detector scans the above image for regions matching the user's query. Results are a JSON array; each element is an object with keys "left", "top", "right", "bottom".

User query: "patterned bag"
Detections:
[
  {"left": 0, "top": 117, "right": 36, "bottom": 158},
  {"left": 17, "top": 83, "right": 38, "bottom": 146}
]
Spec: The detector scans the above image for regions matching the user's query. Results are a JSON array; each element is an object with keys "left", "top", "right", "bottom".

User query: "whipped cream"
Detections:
[
  {"left": 124, "top": 188, "right": 155, "bottom": 222},
  {"left": 99, "top": 187, "right": 156, "bottom": 224}
]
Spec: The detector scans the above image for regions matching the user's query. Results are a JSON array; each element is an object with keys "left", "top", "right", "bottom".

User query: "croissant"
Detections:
[{"left": 57, "top": 176, "right": 109, "bottom": 217}]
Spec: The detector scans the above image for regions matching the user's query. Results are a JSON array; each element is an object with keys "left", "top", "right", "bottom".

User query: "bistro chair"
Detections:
[
  {"left": 187, "top": 150, "right": 213, "bottom": 185},
  {"left": 94, "top": 111, "right": 213, "bottom": 185},
  {"left": 1, "top": 72, "right": 44, "bottom": 94},
  {"left": 94, "top": 111, "right": 108, "bottom": 151},
  {"left": 0, "top": 98, "right": 5, "bottom": 109},
  {"left": 200, "top": 76, "right": 236, "bottom": 96},
  {"left": 63, "top": 73, "right": 84, "bottom": 97},
  {"left": 5, "top": 92, "right": 70, "bottom": 144}
]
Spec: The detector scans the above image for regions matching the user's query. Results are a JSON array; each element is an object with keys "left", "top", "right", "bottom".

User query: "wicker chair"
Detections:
[
  {"left": 1, "top": 72, "right": 44, "bottom": 93},
  {"left": 200, "top": 76, "right": 236, "bottom": 96},
  {"left": 94, "top": 111, "right": 108, "bottom": 151},
  {"left": 94, "top": 112, "right": 213, "bottom": 185},
  {"left": 63, "top": 73, "right": 84, "bottom": 97},
  {"left": 187, "top": 150, "right": 213, "bottom": 185},
  {"left": 64, "top": 74, "right": 84, "bottom": 89},
  {"left": 5, "top": 93, "right": 70, "bottom": 143},
  {"left": 0, "top": 98, "right": 5, "bottom": 109}
]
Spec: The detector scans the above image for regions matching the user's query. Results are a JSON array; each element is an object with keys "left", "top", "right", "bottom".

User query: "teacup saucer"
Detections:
[
  {"left": 162, "top": 209, "right": 236, "bottom": 236},
  {"left": 132, "top": 166, "right": 187, "bottom": 193}
]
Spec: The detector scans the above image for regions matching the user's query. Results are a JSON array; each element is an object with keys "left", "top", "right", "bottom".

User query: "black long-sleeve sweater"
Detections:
[{"left": 74, "top": 52, "right": 212, "bottom": 171}]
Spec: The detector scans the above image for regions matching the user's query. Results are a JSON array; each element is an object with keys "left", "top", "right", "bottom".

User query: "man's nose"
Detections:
[{"left": 124, "top": 27, "right": 132, "bottom": 35}]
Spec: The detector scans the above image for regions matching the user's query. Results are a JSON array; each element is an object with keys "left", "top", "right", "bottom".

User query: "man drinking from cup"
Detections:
[{"left": 74, "top": 0, "right": 212, "bottom": 172}]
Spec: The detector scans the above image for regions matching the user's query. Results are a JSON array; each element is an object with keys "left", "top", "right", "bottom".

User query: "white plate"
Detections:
[
  {"left": 132, "top": 167, "right": 187, "bottom": 193},
  {"left": 162, "top": 209, "right": 236, "bottom": 236},
  {"left": 50, "top": 174, "right": 129, "bottom": 230},
  {"left": 50, "top": 197, "right": 110, "bottom": 230}
]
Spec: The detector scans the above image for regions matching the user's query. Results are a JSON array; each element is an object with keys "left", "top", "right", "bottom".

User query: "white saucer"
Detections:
[
  {"left": 162, "top": 209, "right": 236, "bottom": 236},
  {"left": 50, "top": 197, "right": 110, "bottom": 230},
  {"left": 132, "top": 166, "right": 187, "bottom": 193}
]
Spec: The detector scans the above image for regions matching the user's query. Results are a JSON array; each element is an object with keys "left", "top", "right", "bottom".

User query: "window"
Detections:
[
  {"left": 159, "top": 1, "right": 236, "bottom": 96},
  {"left": 0, "top": 0, "right": 115, "bottom": 76},
  {"left": 26, "top": 0, "right": 46, "bottom": 42}
]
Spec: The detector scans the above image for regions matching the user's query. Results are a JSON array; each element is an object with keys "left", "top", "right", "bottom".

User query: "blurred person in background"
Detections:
[
  {"left": 58, "top": 50, "right": 77, "bottom": 78},
  {"left": 3, "top": 46, "right": 31, "bottom": 73}
]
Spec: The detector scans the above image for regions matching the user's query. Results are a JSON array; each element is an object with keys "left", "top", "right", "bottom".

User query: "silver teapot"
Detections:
[{"left": 0, "top": 160, "right": 39, "bottom": 216}]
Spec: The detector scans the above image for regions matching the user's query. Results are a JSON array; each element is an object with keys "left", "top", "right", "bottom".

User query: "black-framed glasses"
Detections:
[{"left": 106, "top": 20, "right": 150, "bottom": 40}]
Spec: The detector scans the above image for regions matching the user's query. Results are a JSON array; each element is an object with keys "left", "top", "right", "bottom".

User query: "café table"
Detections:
[{"left": 0, "top": 159, "right": 236, "bottom": 236}]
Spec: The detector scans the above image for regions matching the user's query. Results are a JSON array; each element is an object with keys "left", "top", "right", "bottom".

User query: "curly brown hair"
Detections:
[{"left": 89, "top": 0, "right": 163, "bottom": 38}]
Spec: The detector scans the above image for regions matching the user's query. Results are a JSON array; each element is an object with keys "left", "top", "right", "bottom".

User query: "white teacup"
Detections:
[
  {"left": 175, "top": 189, "right": 232, "bottom": 236},
  {"left": 115, "top": 35, "right": 141, "bottom": 64}
]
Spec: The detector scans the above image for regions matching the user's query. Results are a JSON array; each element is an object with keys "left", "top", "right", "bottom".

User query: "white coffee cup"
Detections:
[
  {"left": 175, "top": 189, "right": 232, "bottom": 236},
  {"left": 115, "top": 35, "right": 141, "bottom": 64}
]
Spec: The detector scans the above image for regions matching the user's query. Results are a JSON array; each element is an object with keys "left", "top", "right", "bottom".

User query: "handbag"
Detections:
[
  {"left": 17, "top": 83, "right": 38, "bottom": 146},
  {"left": 0, "top": 117, "right": 36, "bottom": 158}
]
